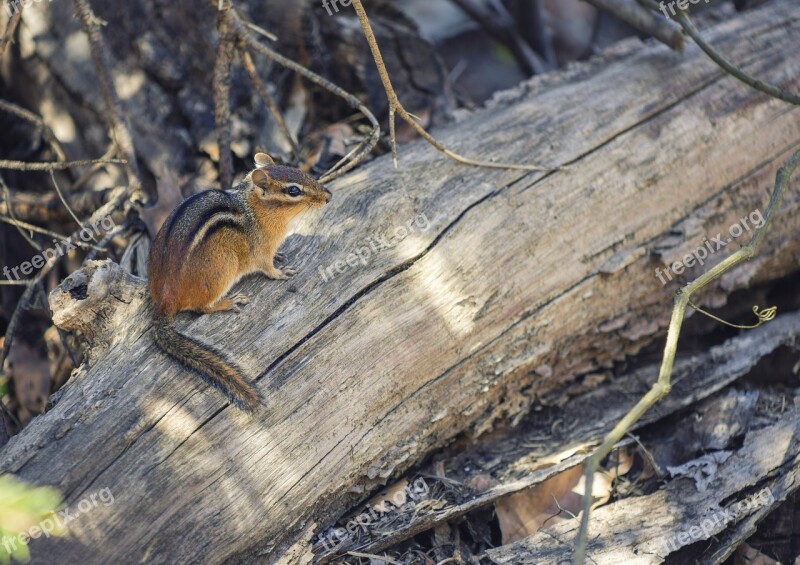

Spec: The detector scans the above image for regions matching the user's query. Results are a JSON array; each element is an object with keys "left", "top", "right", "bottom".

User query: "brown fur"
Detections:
[
  {"left": 152, "top": 314, "right": 261, "bottom": 410},
  {"left": 148, "top": 154, "right": 331, "bottom": 410}
]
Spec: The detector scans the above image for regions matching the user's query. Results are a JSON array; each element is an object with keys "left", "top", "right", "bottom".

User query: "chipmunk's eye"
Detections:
[{"left": 285, "top": 185, "right": 302, "bottom": 197}]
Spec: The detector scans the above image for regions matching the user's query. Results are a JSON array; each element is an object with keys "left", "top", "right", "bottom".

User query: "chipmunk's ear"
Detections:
[
  {"left": 254, "top": 153, "right": 275, "bottom": 167},
  {"left": 250, "top": 169, "right": 270, "bottom": 194}
]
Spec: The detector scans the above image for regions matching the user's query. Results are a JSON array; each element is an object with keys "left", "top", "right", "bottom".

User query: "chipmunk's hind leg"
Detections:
[{"left": 197, "top": 294, "right": 249, "bottom": 314}]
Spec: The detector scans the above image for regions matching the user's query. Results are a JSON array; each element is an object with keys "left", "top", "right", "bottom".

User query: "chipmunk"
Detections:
[{"left": 147, "top": 153, "right": 331, "bottom": 411}]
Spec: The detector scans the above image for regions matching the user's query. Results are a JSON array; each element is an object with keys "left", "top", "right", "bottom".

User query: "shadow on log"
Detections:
[{"left": 1, "top": 1, "right": 799, "bottom": 563}]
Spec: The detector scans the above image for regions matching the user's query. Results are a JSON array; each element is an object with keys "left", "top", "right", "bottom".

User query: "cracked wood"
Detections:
[{"left": 1, "top": 2, "right": 799, "bottom": 563}]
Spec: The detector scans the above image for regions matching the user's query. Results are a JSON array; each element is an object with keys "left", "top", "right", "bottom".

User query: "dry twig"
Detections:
[
  {"left": 240, "top": 48, "right": 301, "bottom": 160},
  {"left": 213, "top": 4, "right": 237, "bottom": 190},
  {"left": 1, "top": 177, "right": 41, "bottom": 252},
  {"left": 50, "top": 172, "right": 92, "bottom": 238},
  {"left": 0, "top": 187, "right": 127, "bottom": 403},
  {"left": 73, "top": 0, "right": 146, "bottom": 203},
  {"left": 227, "top": 9, "right": 380, "bottom": 183},
  {"left": 350, "top": 0, "right": 557, "bottom": 172},
  {"left": 347, "top": 551, "right": 403, "bottom": 565},
  {"left": 0, "top": 4, "right": 22, "bottom": 54},
  {"left": 0, "top": 99, "right": 69, "bottom": 162},
  {"left": 586, "top": 0, "right": 684, "bottom": 51},
  {"left": 574, "top": 147, "right": 800, "bottom": 564},
  {"left": 575, "top": 3, "right": 800, "bottom": 559},
  {"left": 0, "top": 158, "right": 127, "bottom": 171},
  {"left": 70, "top": 146, "right": 117, "bottom": 192},
  {"left": 0, "top": 213, "right": 102, "bottom": 251},
  {"left": 638, "top": 0, "right": 800, "bottom": 104}
]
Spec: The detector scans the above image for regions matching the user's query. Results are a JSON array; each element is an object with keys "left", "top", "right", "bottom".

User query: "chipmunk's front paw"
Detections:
[
  {"left": 279, "top": 267, "right": 296, "bottom": 278},
  {"left": 273, "top": 252, "right": 285, "bottom": 262}
]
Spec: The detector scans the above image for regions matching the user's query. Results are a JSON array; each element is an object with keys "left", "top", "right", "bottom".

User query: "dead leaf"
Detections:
[
  {"left": 495, "top": 465, "right": 583, "bottom": 544},
  {"left": 303, "top": 123, "right": 355, "bottom": 173},
  {"left": 574, "top": 447, "right": 635, "bottom": 509},
  {"left": 368, "top": 479, "right": 410, "bottom": 513},
  {"left": 496, "top": 448, "right": 636, "bottom": 544}
]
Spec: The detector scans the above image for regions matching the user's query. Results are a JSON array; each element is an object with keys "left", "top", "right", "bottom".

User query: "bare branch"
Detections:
[
  {"left": 350, "top": 0, "right": 559, "bottom": 172},
  {"left": 0, "top": 99, "right": 69, "bottom": 162},
  {"left": 1, "top": 177, "right": 42, "bottom": 252},
  {"left": 574, "top": 147, "right": 800, "bottom": 563},
  {"left": 229, "top": 10, "right": 380, "bottom": 183},
  {"left": 0, "top": 186, "right": 127, "bottom": 379},
  {"left": 213, "top": 4, "right": 237, "bottom": 190},
  {"left": 586, "top": 0, "right": 684, "bottom": 51},
  {"left": 0, "top": 158, "right": 127, "bottom": 171},
  {"left": 50, "top": 171, "right": 95, "bottom": 241},
  {"left": 638, "top": 0, "right": 800, "bottom": 104},
  {"left": 73, "top": 0, "right": 147, "bottom": 203},
  {"left": 240, "top": 48, "right": 301, "bottom": 160}
]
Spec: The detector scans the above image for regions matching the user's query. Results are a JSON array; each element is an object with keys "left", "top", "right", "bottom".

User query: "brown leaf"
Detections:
[
  {"left": 303, "top": 123, "right": 355, "bottom": 173},
  {"left": 496, "top": 448, "right": 635, "bottom": 544},
  {"left": 495, "top": 465, "right": 583, "bottom": 544},
  {"left": 368, "top": 479, "right": 410, "bottom": 513}
]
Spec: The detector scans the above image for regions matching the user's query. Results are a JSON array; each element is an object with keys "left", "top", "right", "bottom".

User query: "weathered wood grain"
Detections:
[
  {"left": 486, "top": 402, "right": 800, "bottom": 565},
  {"left": 1, "top": 2, "right": 799, "bottom": 563},
  {"left": 315, "top": 310, "right": 800, "bottom": 561}
]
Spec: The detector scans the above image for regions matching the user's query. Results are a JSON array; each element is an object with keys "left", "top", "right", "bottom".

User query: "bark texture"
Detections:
[{"left": 0, "top": 2, "right": 799, "bottom": 563}]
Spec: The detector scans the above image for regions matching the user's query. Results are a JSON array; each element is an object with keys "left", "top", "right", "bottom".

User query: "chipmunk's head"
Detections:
[{"left": 247, "top": 153, "right": 331, "bottom": 209}]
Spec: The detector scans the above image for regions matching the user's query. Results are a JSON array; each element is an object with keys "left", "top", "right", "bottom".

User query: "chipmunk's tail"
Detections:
[{"left": 153, "top": 314, "right": 261, "bottom": 411}]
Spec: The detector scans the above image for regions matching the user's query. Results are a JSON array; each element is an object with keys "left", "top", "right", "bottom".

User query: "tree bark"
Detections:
[
  {"left": 313, "top": 311, "right": 800, "bottom": 562},
  {"left": 1, "top": 2, "right": 799, "bottom": 563},
  {"left": 487, "top": 405, "right": 800, "bottom": 564}
]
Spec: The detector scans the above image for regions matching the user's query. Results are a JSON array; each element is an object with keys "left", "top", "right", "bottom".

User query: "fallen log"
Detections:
[
  {"left": 315, "top": 310, "right": 800, "bottom": 562},
  {"left": 487, "top": 392, "right": 800, "bottom": 565},
  {"left": 1, "top": 1, "right": 800, "bottom": 563}
]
